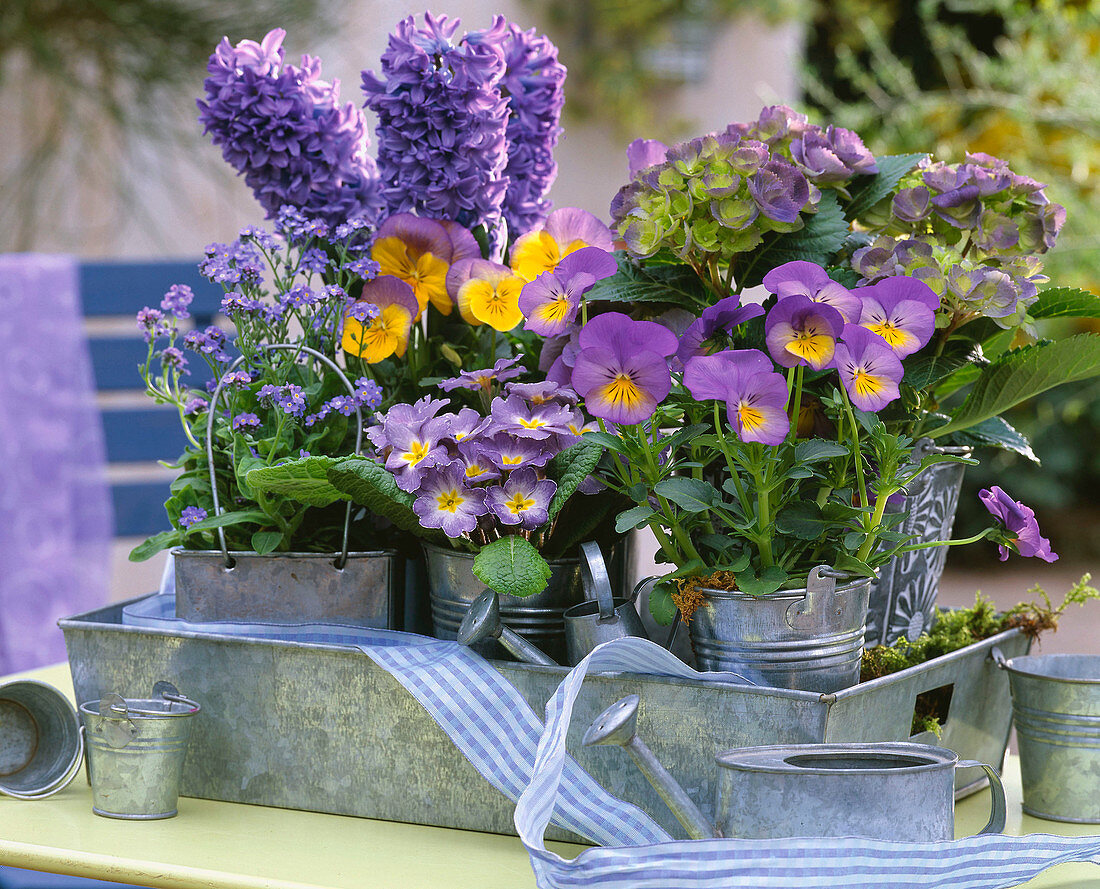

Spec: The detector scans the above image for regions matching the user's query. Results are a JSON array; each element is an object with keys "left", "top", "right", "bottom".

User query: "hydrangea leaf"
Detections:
[
  {"left": 1030, "top": 287, "right": 1100, "bottom": 320},
  {"left": 584, "top": 251, "right": 711, "bottom": 311},
  {"left": 929, "top": 333, "right": 1100, "bottom": 439},
  {"left": 903, "top": 341, "right": 985, "bottom": 391},
  {"left": 473, "top": 536, "right": 552, "bottom": 599},
  {"left": 546, "top": 441, "right": 603, "bottom": 524},
  {"left": 951, "top": 416, "right": 1038, "bottom": 463},
  {"left": 739, "top": 191, "right": 849, "bottom": 288},
  {"left": 247, "top": 456, "right": 349, "bottom": 508},
  {"left": 844, "top": 153, "right": 927, "bottom": 221}
]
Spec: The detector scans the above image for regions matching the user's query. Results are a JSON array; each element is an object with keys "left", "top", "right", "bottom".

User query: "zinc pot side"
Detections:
[{"left": 60, "top": 598, "right": 1029, "bottom": 844}]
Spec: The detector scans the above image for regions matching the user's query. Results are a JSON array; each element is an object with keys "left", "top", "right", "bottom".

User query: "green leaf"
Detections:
[
  {"left": 951, "top": 416, "right": 1038, "bottom": 462},
  {"left": 327, "top": 457, "right": 441, "bottom": 541},
  {"left": 653, "top": 477, "right": 718, "bottom": 513},
  {"left": 739, "top": 191, "right": 849, "bottom": 287},
  {"left": 544, "top": 497, "right": 617, "bottom": 559},
  {"left": 735, "top": 565, "right": 788, "bottom": 596},
  {"left": 615, "top": 505, "right": 656, "bottom": 533},
  {"left": 929, "top": 334, "right": 1100, "bottom": 439},
  {"left": 647, "top": 581, "right": 679, "bottom": 626},
  {"left": 775, "top": 502, "right": 827, "bottom": 540},
  {"left": 251, "top": 530, "right": 283, "bottom": 555},
  {"left": 844, "top": 153, "right": 926, "bottom": 221},
  {"left": 580, "top": 431, "right": 627, "bottom": 454},
  {"left": 129, "top": 530, "right": 182, "bottom": 562},
  {"left": 793, "top": 440, "right": 849, "bottom": 464},
  {"left": 826, "top": 266, "right": 861, "bottom": 288},
  {"left": 546, "top": 442, "right": 603, "bottom": 524},
  {"left": 903, "top": 341, "right": 985, "bottom": 391},
  {"left": 585, "top": 252, "right": 711, "bottom": 310},
  {"left": 831, "top": 552, "right": 876, "bottom": 578},
  {"left": 246, "top": 456, "right": 349, "bottom": 508},
  {"left": 472, "top": 536, "right": 552, "bottom": 598},
  {"left": 1030, "top": 287, "right": 1100, "bottom": 320},
  {"left": 185, "top": 509, "right": 271, "bottom": 532}
]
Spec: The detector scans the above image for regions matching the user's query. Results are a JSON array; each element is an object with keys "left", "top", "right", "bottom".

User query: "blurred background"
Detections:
[{"left": 2, "top": 0, "right": 1098, "bottom": 654}]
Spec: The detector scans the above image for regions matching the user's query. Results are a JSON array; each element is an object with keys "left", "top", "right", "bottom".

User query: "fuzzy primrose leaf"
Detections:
[
  {"left": 546, "top": 441, "right": 603, "bottom": 524},
  {"left": 326, "top": 456, "right": 441, "bottom": 539},
  {"left": 128, "top": 530, "right": 183, "bottom": 562},
  {"left": 246, "top": 456, "right": 350, "bottom": 508},
  {"left": 473, "top": 536, "right": 553, "bottom": 599}
]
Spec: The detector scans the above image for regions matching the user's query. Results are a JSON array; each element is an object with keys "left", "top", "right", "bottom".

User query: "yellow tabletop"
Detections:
[{"left": 2, "top": 663, "right": 1099, "bottom": 889}]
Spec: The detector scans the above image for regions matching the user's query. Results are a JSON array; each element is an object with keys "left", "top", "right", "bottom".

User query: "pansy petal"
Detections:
[
  {"left": 577, "top": 311, "right": 679, "bottom": 358},
  {"left": 762, "top": 260, "right": 832, "bottom": 296},
  {"left": 553, "top": 246, "right": 619, "bottom": 282},
  {"left": 858, "top": 298, "right": 935, "bottom": 357},
  {"left": 376, "top": 213, "right": 452, "bottom": 261},
  {"left": 543, "top": 207, "right": 615, "bottom": 252},
  {"left": 440, "top": 220, "right": 481, "bottom": 263},
  {"left": 855, "top": 276, "right": 941, "bottom": 313}
]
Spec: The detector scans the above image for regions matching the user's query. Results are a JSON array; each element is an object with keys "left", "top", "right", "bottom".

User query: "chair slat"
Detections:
[
  {"left": 101, "top": 407, "right": 190, "bottom": 464},
  {"left": 90, "top": 338, "right": 216, "bottom": 392},
  {"left": 112, "top": 482, "right": 173, "bottom": 539},
  {"left": 80, "top": 261, "right": 223, "bottom": 318}
]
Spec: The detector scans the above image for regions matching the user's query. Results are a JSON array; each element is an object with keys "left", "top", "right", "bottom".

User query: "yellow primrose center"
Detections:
[
  {"left": 467, "top": 277, "right": 524, "bottom": 332},
  {"left": 736, "top": 401, "right": 766, "bottom": 432},
  {"left": 505, "top": 492, "right": 536, "bottom": 514},
  {"left": 341, "top": 304, "right": 412, "bottom": 363},
  {"left": 511, "top": 231, "right": 587, "bottom": 282},
  {"left": 372, "top": 236, "right": 451, "bottom": 318},
  {"left": 852, "top": 368, "right": 884, "bottom": 397},
  {"left": 598, "top": 373, "right": 645, "bottom": 410},
  {"left": 518, "top": 416, "right": 547, "bottom": 430},
  {"left": 402, "top": 439, "right": 431, "bottom": 467},
  {"left": 863, "top": 320, "right": 914, "bottom": 350},
  {"left": 436, "top": 488, "right": 465, "bottom": 513},
  {"left": 464, "top": 463, "right": 486, "bottom": 478},
  {"left": 502, "top": 454, "right": 525, "bottom": 466}
]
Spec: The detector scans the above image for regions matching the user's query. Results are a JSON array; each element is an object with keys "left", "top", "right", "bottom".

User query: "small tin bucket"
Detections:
[
  {"left": 0, "top": 680, "right": 83, "bottom": 799},
  {"left": 563, "top": 542, "right": 650, "bottom": 665},
  {"left": 995, "top": 649, "right": 1100, "bottom": 822},
  {"left": 80, "top": 682, "right": 200, "bottom": 820}
]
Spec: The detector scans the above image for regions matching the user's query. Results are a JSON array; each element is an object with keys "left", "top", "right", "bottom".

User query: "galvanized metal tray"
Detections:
[{"left": 61, "top": 597, "right": 1030, "bottom": 843}]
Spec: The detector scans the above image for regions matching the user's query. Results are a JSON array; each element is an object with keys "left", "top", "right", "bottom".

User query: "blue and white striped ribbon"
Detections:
[{"left": 124, "top": 593, "right": 1100, "bottom": 888}]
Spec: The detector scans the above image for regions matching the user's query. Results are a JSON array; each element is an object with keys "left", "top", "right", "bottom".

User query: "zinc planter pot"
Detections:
[
  {"left": 687, "top": 567, "right": 872, "bottom": 693},
  {"left": 173, "top": 549, "right": 402, "bottom": 628},
  {"left": 866, "top": 439, "right": 971, "bottom": 646},
  {"left": 423, "top": 542, "right": 622, "bottom": 664}
]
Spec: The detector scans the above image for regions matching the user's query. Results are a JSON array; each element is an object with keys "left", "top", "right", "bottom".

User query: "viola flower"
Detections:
[
  {"left": 831, "top": 325, "right": 903, "bottom": 412},
  {"left": 485, "top": 467, "right": 556, "bottom": 530},
  {"left": 382, "top": 415, "right": 451, "bottom": 492},
  {"left": 978, "top": 486, "right": 1059, "bottom": 563},
  {"left": 371, "top": 214, "right": 461, "bottom": 318},
  {"left": 519, "top": 246, "right": 618, "bottom": 336},
  {"left": 762, "top": 260, "right": 863, "bottom": 323},
  {"left": 570, "top": 312, "right": 679, "bottom": 426},
  {"left": 479, "top": 433, "right": 556, "bottom": 470},
  {"left": 676, "top": 295, "right": 766, "bottom": 364},
  {"left": 490, "top": 394, "right": 574, "bottom": 440},
  {"left": 413, "top": 461, "right": 488, "bottom": 538},
  {"left": 854, "top": 277, "right": 940, "bottom": 358},
  {"left": 452, "top": 261, "right": 526, "bottom": 332},
  {"left": 341, "top": 276, "right": 418, "bottom": 364},
  {"left": 764, "top": 295, "right": 844, "bottom": 370},
  {"left": 439, "top": 357, "right": 524, "bottom": 393},
  {"left": 683, "top": 350, "right": 789, "bottom": 446},
  {"left": 510, "top": 208, "right": 615, "bottom": 283}
]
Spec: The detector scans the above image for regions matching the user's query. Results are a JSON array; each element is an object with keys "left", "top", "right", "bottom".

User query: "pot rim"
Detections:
[
  {"left": 171, "top": 548, "right": 397, "bottom": 559},
  {"left": 693, "top": 574, "right": 875, "bottom": 601},
  {"left": 999, "top": 652, "right": 1100, "bottom": 685},
  {"left": 715, "top": 741, "right": 958, "bottom": 775},
  {"left": 419, "top": 540, "right": 599, "bottom": 566}
]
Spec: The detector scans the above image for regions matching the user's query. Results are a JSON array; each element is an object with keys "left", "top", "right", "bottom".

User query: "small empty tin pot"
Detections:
[
  {"left": 80, "top": 682, "right": 200, "bottom": 820},
  {"left": 0, "top": 680, "right": 83, "bottom": 799}
]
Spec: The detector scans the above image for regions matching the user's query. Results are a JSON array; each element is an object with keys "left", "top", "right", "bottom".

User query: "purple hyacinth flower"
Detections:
[
  {"left": 747, "top": 157, "right": 811, "bottom": 224},
  {"left": 518, "top": 246, "right": 619, "bottom": 336},
  {"left": 479, "top": 433, "right": 556, "bottom": 470},
  {"left": 570, "top": 313, "right": 679, "bottom": 426},
  {"left": 764, "top": 295, "right": 845, "bottom": 370},
  {"left": 762, "top": 260, "right": 863, "bottom": 323},
  {"left": 831, "top": 325, "right": 903, "bottom": 412},
  {"left": 854, "top": 277, "right": 939, "bottom": 358},
  {"left": 413, "top": 461, "right": 488, "bottom": 538},
  {"left": 979, "top": 486, "right": 1058, "bottom": 563},
  {"left": 627, "top": 138, "right": 669, "bottom": 176},
  {"left": 485, "top": 467, "right": 557, "bottom": 530},
  {"left": 676, "top": 296, "right": 766, "bottom": 364},
  {"left": 489, "top": 394, "right": 574, "bottom": 440},
  {"left": 683, "top": 350, "right": 789, "bottom": 446},
  {"left": 439, "top": 357, "right": 525, "bottom": 393}
]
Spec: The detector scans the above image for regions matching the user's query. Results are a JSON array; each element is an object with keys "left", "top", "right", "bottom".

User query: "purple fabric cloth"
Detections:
[{"left": 0, "top": 255, "right": 112, "bottom": 672}]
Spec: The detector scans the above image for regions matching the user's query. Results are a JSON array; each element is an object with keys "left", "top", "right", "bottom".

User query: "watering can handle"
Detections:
[
  {"left": 579, "top": 542, "right": 616, "bottom": 622},
  {"left": 957, "top": 760, "right": 1007, "bottom": 835}
]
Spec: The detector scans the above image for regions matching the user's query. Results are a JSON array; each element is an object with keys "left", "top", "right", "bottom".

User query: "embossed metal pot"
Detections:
[
  {"left": 867, "top": 439, "right": 971, "bottom": 646},
  {"left": 687, "top": 567, "right": 872, "bottom": 693},
  {"left": 424, "top": 542, "right": 623, "bottom": 664}
]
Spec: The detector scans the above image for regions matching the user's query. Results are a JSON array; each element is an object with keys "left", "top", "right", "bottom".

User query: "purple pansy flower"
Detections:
[
  {"left": 485, "top": 467, "right": 556, "bottom": 530},
  {"left": 764, "top": 295, "right": 845, "bottom": 370},
  {"left": 854, "top": 277, "right": 939, "bottom": 358},
  {"left": 683, "top": 350, "right": 790, "bottom": 446},
  {"left": 519, "top": 247, "right": 619, "bottom": 336},
  {"left": 979, "top": 486, "right": 1058, "bottom": 563},
  {"left": 570, "top": 313, "right": 679, "bottom": 426},
  {"left": 676, "top": 296, "right": 766, "bottom": 364},
  {"left": 831, "top": 325, "right": 903, "bottom": 412},
  {"left": 412, "top": 462, "right": 488, "bottom": 538},
  {"left": 762, "top": 260, "right": 864, "bottom": 323}
]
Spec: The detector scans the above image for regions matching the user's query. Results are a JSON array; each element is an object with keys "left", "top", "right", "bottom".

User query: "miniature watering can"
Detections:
[{"left": 583, "top": 694, "right": 1007, "bottom": 842}]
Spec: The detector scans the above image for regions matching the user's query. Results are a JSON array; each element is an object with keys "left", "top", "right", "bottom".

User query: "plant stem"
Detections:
[
  {"left": 856, "top": 489, "right": 891, "bottom": 563},
  {"left": 638, "top": 425, "right": 703, "bottom": 565},
  {"left": 894, "top": 528, "right": 995, "bottom": 554},
  {"left": 838, "top": 384, "right": 869, "bottom": 511}
]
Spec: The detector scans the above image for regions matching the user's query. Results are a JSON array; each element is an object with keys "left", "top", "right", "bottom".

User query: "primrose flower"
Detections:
[
  {"left": 490, "top": 394, "right": 574, "bottom": 440},
  {"left": 762, "top": 260, "right": 863, "bottom": 323},
  {"left": 854, "top": 277, "right": 939, "bottom": 358},
  {"left": 479, "top": 434, "right": 556, "bottom": 470},
  {"left": 570, "top": 312, "right": 678, "bottom": 426},
  {"left": 413, "top": 462, "right": 488, "bottom": 538},
  {"left": 764, "top": 295, "right": 844, "bottom": 370},
  {"left": 439, "top": 357, "right": 524, "bottom": 393},
  {"left": 449, "top": 260, "right": 525, "bottom": 332},
  {"left": 683, "top": 350, "right": 789, "bottom": 446},
  {"left": 440, "top": 407, "right": 490, "bottom": 445},
  {"left": 485, "top": 467, "right": 556, "bottom": 530},
  {"left": 676, "top": 295, "right": 766, "bottom": 364},
  {"left": 505, "top": 380, "right": 579, "bottom": 406},
  {"left": 341, "top": 276, "right": 418, "bottom": 364},
  {"left": 519, "top": 246, "right": 619, "bottom": 336},
  {"left": 978, "top": 486, "right": 1059, "bottom": 563},
  {"left": 831, "top": 325, "right": 903, "bottom": 412},
  {"left": 371, "top": 214, "right": 477, "bottom": 318},
  {"left": 510, "top": 207, "right": 615, "bottom": 282},
  {"left": 382, "top": 415, "right": 451, "bottom": 492}
]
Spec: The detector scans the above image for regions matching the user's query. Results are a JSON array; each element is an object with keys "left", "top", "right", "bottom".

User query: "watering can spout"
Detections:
[
  {"left": 457, "top": 590, "right": 558, "bottom": 667},
  {"left": 583, "top": 695, "right": 716, "bottom": 840}
]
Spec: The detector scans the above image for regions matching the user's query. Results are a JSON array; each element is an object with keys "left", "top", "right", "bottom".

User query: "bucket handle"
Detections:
[
  {"left": 990, "top": 646, "right": 1009, "bottom": 670},
  {"left": 579, "top": 542, "right": 617, "bottom": 622},
  {"left": 0, "top": 726, "right": 85, "bottom": 800},
  {"left": 957, "top": 760, "right": 1007, "bottom": 835},
  {"left": 787, "top": 566, "right": 849, "bottom": 632},
  {"left": 206, "top": 343, "right": 365, "bottom": 570}
]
